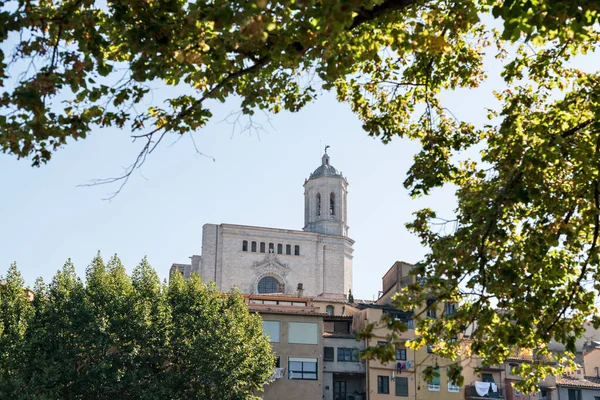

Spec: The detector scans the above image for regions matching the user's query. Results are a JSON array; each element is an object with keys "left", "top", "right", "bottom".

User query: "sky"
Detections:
[{"left": 1, "top": 28, "right": 598, "bottom": 300}]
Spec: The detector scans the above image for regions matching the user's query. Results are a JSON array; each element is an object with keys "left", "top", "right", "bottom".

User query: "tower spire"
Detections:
[{"left": 304, "top": 150, "right": 349, "bottom": 236}]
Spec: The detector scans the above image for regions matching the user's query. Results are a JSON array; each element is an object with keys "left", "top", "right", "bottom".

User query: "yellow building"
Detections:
[{"left": 358, "top": 261, "right": 463, "bottom": 400}]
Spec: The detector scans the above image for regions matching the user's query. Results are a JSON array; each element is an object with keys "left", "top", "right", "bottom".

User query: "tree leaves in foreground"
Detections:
[
  {"left": 2, "top": 0, "right": 600, "bottom": 389},
  {"left": 0, "top": 256, "right": 274, "bottom": 399}
]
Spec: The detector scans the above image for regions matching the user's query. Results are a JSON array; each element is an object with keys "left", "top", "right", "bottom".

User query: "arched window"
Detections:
[
  {"left": 286, "top": 244, "right": 291, "bottom": 255},
  {"left": 294, "top": 245, "right": 300, "bottom": 256},
  {"left": 326, "top": 305, "right": 334, "bottom": 316},
  {"left": 316, "top": 193, "right": 321, "bottom": 216},
  {"left": 269, "top": 243, "right": 274, "bottom": 253},
  {"left": 330, "top": 192, "right": 335, "bottom": 216},
  {"left": 260, "top": 242, "right": 266, "bottom": 253},
  {"left": 251, "top": 241, "right": 257, "bottom": 252},
  {"left": 258, "top": 276, "right": 281, "bottom": 294},
  {"left": 242, "top": 240, "right": 248, "bottom": 251},
  {"left": 277, "top": 244, "right": 283, "bottom": 254}
]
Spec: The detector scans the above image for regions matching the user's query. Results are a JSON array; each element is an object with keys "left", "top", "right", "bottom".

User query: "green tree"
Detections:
[
  {"left": 167, "top": 272, "right": 275, "bottom": 399},
  {"left": 2, "top": 0, "right": 600, "bottom": 388},
  {"left": 0, "top": 256, "right": 274, "bottom": 399},
  {"left": 0, "top": 264, "right": 33, "bottom": 398}
]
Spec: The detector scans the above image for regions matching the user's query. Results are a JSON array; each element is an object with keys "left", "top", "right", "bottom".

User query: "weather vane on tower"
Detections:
[{"left": 325, "top": 145, "right": 330, "bottom": 154}]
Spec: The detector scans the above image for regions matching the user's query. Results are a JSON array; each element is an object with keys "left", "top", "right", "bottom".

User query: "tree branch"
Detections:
[{"left": 350, "top": 0, "right": 418, "bottom": 29}]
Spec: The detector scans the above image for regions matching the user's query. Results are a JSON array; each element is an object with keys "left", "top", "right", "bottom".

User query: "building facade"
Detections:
[
  {"left": 170, "top": 151, "right": 354, "bottom": 297},
  {"left": 246, "top": 293, "right": 326, "bottom": 400}
]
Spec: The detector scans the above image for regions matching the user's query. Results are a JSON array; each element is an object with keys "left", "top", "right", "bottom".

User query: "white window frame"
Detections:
[
  {"left": 288, "top": 357, "right": 318, "bottom": 380},
  {"left": 448, "top": 382, "right": 460, "bottom": 392},
  {"left": 427, "top": 383, "right": 441, "bottom": 392}
]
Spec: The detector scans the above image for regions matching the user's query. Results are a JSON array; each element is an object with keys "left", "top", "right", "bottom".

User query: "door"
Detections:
[{"left": 334, "top": 381, "right": 346, "bottom": 400}]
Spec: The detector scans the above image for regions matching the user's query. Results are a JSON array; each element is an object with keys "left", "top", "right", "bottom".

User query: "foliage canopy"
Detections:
[
  {"left": 0, "top": 256, "right": 275, "bottom": 399},
  {"left": 1, "top": 0, "right": 600, "bottom": 388}
]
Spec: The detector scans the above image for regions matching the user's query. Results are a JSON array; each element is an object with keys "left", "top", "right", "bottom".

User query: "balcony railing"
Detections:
[{"left": 464, "top": 384, "right": 504, "bottom": 399}]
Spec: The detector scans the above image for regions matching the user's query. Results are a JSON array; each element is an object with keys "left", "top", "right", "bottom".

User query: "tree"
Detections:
[
  {"left": 0, "top": 255, "right": 274, "bottom": 399},
  {"left": 1, "top": 0, "right": 599, "bottom": 387},
  {"left": 0, "top": 264, "right": 33, "bottom": 398}
]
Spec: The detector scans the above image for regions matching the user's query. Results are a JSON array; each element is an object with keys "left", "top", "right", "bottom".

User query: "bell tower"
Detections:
[{"left": 303, "top": 148, "right": 349, "bottom": 236}]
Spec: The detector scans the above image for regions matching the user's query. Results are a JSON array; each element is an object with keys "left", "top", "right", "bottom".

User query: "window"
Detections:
[
  {"left": 426, "top": 344, "right": 433, "bottom": 354},
  {"left": 595, "top": 367, "right": 599, "bottom": 377},
  {"left": 426, "top": 298, "right": 437, "bottom": 318},
  {"left": 260, "top": 242, "right": 266, "bottom": 253},
  {"left": 326, "top": 305, "right": 334, "bottom": 316},
  {"left": 407, "top": 320, "right": 415, "bottom": 329},
  {"left": 275, "top": 356, "right": 280, "bottom": 368},
  {"left": 294, "top": 245, "right": 300, "bottom": 256},
  {"left": 509, "top": 363, "right": 519, "bottom": 373},
  {"left": 445, "top": 302, "right": 456, "bottom": 316},
  {"left": 258, "top": 276, "right": 281, "bottom": 294},
  {"left": 568, "top": 390, "right": 582, "bottom": 400},
  {"left": 337, "top": 348, "right": 358, "bottom": 362},
  {"left": 288, "top": 322, "right": 318, "bottom": 344},
  {"left": 539, "top": 389, "right": 549, "bottom": 400},
  {"left": 447, "top": 367, "right": 460, "bottom": 392},
  {"left": 251, "top": 241, "right": 257, "bottom": 252},
  {"left": 324, "top": 321, "right": 334, "bottom": 333},
  {"left": 396, "top": 377, "right": 409, "bottom": 396},
  {"left": 277, "top": 243, "right": 283, "bottom": 254},
  {"left": 427, "top": 367, "right": 440, "bottom": 391},
  {"left": 242, "top": 240, "right": 248, "bottom": 251},
  {"left": 317, "top": 193, "right": 322, "bottom": 216},
  {"left": 396, "top": 348, "right": 407, "bottom": 361},
  {"left": 324, "top": 347, "right": 334, "bottom": 361},
  {"left": 268, "top": 243, "right": 274, "bottom": 253},
  {"left": 262, "top": 321, "right": 280, "bottom": 342},
  {"left": 448, "top": 382, "right": 460, "bottom": 392},
  {"left": 330, "top": 192, "right": 335, "bottom": 215},
  {"left": 378, "top": 376, "right": 390, "bottom": 394},
  {"left": 250, "top": 299, "right": 305, "bottom": 306},
  {"left": 288, "top": 357, "right": 317, "bottom": 380},
  {"left": 334, "top": 321, "right": 350, "bottom": 333},
  {"left": 482, "top": 373, "right": 494, "bottom": 383},
  {"left": 334, "top": 381, "right": 346, "bottom": 400},
  {"left": 286, "top": 244, "right": 291, "bottom": 255}
]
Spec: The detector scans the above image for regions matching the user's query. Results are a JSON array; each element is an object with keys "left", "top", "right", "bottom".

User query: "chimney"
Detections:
[{"left": 297, "top": 283, "right": 304, "bottom": 297}]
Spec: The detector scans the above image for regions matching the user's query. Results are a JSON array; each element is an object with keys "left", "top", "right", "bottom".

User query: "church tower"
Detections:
[{"left": 303, "top": 149, "right": 349, "bottom": 236}]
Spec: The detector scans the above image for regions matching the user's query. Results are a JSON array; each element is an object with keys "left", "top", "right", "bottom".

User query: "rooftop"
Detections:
[
  {"left": 556, "top": 376, "right": 600, "bottom": 389},
  {"left": 308, "top": 152, "right": 344, "bottom": 180},
  {"left": 323, "top": 331, "right": 357, "bottom": 339},
  {"left": 248, "top": 305, "right": 326, "bottom": 316}
]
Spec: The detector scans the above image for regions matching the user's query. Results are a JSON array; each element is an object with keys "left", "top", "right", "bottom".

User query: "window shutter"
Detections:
[{"left": 396, "top": 377, "right": 409, "bottom": 396}]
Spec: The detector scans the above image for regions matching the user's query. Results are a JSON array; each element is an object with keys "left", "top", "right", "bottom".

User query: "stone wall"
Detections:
[{"left": 199, "top": 223, "right": 354, "bottom": 296}]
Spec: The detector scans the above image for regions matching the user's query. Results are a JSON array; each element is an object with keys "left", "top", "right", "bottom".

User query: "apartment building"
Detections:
[{"left": 247, "top": 293, "right": 325, "bottom": 400}]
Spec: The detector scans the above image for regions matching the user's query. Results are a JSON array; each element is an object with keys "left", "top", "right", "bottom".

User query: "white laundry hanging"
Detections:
[
  {"left": 491, "top": 382, "right": 498, "bottom": 392},
  {"left": 475, "top": 381, "right": 491, "bottom": 397}
]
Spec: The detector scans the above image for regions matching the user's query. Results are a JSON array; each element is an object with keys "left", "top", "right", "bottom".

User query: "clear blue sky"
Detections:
[{"left": 1, "top": 39, "right": 597, "bottom": 300}]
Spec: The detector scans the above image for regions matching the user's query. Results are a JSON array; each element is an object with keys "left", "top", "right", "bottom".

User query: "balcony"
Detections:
[{"left": 465, "top": 384, "right": 504, "bottom": 399}]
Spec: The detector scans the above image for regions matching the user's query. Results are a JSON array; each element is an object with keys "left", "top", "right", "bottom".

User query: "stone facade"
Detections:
[
  {"left": 196, "top": 223, "right": 353, "bottom": 296},
  {"left": 170, "top": 151, "right": 354, "bottom": 297}
]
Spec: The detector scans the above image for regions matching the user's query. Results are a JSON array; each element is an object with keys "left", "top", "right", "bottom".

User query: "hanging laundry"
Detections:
[
  {"left": 491, "top": 383, "right": 498, "bottom": 392},
  {"left": 475, "top": 381, "right": 491, "bottom": 397},
  {"left": 270, "top": 367, "right": 285, "bottom": 380}
]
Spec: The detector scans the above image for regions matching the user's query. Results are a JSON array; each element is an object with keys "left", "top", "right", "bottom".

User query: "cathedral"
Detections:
[{"left": 170, "top": 150, "right": 354, "bottom": 297}]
